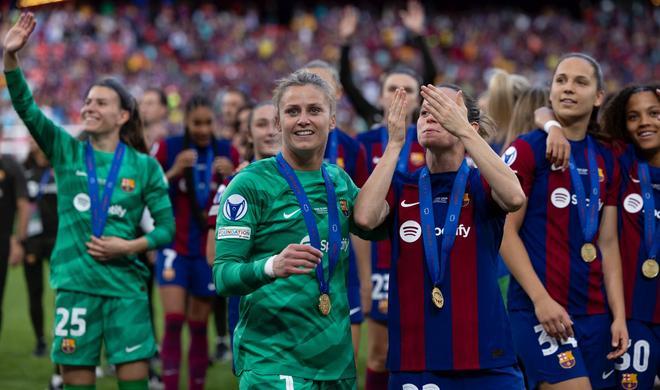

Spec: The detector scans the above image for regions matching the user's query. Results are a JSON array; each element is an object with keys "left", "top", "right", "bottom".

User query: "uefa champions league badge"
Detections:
[{"left": 223, "top": 194, "right": 248, "bottom": 221}]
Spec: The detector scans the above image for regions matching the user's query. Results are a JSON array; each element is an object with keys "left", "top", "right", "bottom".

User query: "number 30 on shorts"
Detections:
[
  {"left": 55, "top": 307, "right": 87, "bottom": 337},
  {"left": 615, "top": 339, "right": 650, "bottom": 372}
]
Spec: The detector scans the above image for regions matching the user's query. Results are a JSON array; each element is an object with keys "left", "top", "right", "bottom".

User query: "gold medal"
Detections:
[
  {"left": 581, "top": 243, "right": 597, "bottom": 263},
  {"left": 318, "top": 293, "right": 331, "bottom": 316},
  {"left": 163, "top": 268, "right": 175, "bottom": 281},
  {"left": 378, "top": 298, "right": 389, "bottom": 314},
  {"left": 642, "top": 259, "right": 659, "bottom": 279},
  {"left": 431, "top": 287, "right": 444, "bottom": 309}
]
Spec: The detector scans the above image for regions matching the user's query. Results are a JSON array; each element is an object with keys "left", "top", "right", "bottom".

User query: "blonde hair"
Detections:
[
  {"left": 504, "top": 86, "right": 549, "bottom": 150},
  {"left": 486, "top": 69, "right": 530, "bottom": 145}
]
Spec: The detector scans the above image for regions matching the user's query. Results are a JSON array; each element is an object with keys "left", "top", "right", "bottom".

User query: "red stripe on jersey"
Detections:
[
  {"left": 173, "top": 181, "right": 191, "bottom": 254},
  {"left": 621, "top": 188, "right": 641, "bottom": 318},
  {"left": 545, "top": 170, "right": 571, "bottom": 308},
  {"left": 397, "top": 186, "right": 427, "bottom": 370},
  {"left": 450, "top": 202, "right": 479, "bottom": 369},
  {"left": 586, "top": 155, "right": 609, "bottom": 314}
]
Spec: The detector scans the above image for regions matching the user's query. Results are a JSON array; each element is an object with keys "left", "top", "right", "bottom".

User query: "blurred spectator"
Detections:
[{"left": 139, "top": 87, "right": 172, "bottom": 151}]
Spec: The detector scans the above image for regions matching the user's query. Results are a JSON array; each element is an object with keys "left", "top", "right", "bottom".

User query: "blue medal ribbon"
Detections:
[
  {"left": 568, "top": 136, "right": 600, "bottom": 243},
  {"left": 638, "top": 161, "right": 659, "bottom": 260},
  {"left": 192, "top": 147, "right": 214, "bottom": 208},
  {"left": 419, "top": 160, "right": 470, "bottom": 288},
  {"left": 325, "top": 128, "right": 339, "bottom": 165},
  {"left": 275, "top": 153, "right": 341, "bottom": 295},
  {"left": 380, "top": 124, "right": 415, "bottom": 173},
  {"left": 35, "top": 168, "right": 52, "bottom": 202},
  {"left": 85, "top": 141, "right": 126, "bottom": 237}
]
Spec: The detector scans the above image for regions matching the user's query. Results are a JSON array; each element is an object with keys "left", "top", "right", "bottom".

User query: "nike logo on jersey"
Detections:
[
  {"left": 601, "top": 370, "right": 614, "bottom": 380},
  {"left": 628, "top": 174, "right": 640, "bottom": 183},
  {"left": 349, "top": 307, "right": 361, "bottom": 316},
  {"left": 125, "top": 344, "right": 142, "bottom": 353},
  {"left": 400, "top": 200, "right": 420, "bottom": 208},
  {"left": 283, "top": 209, "right": 302, "bottom": 219},
  {"left": 551, "top": 164, "right": 563, "bottom": 171}
]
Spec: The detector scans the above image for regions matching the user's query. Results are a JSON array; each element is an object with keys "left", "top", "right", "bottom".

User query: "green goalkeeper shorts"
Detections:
[
  {"left": 51, "top": 289, "right": 156, "bottom": 366},
  {"left": 239, "top": 371, "right": 356, "bottom": 390}
]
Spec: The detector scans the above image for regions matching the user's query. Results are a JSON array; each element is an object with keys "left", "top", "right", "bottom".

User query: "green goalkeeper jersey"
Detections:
[
  {"left": 5, "top": 68, "right": 174, "bottom": 298},
  {"left": 213, "top": 157, "right": 378, "bottom": 381}
]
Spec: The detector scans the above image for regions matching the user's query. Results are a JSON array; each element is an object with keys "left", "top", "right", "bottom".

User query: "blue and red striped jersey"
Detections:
[
  {"left": 358, "top": 126, "right": 426, "bottom": 270},
  {"left": 325, "top": 128, "right": 368, "bottom": 186},
  {"left": 155, "top": 135, "right": 238, "bottom": 256},
  {"left": 618, "top": 145, "right": 660, "bottom": 323},
  {"left": 505, "top": 130, "right": 620, "bottom": 316},
  {"left": 386, "top": 167, "right": 516, "bottom": 371}
]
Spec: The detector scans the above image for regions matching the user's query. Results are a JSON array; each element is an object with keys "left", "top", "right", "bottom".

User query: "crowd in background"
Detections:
[{"left": 0, "top": 1, "right": 657, "bottom": 136}]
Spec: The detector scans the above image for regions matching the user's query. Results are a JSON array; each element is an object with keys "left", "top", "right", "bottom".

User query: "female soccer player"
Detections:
[
  {"left": 354, "top": 84, "right": 526, "bottom": 388},
  {"left": 154, "top": 94, "right": 238, "bottom": 389},
  {"left": 214, "top": 70, "right": 378, "bottom": 389},
  {"left": 600, "top": 84, "right": 660, "bottom": 390},
  {"left": 4, "top": 13, "right": 174, "bottom": 390},
  {"left": 501, "top": 53, "right": 628, "bottom": 389}
]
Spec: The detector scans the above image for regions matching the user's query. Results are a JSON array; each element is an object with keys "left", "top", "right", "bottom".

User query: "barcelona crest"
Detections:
[
  {"left": 336, "top": 157, "right": 345, "bottom": 169},
  {"left": 121, "top": 178, "right": 136, "bottom": 193},
  {"left": 410, "top": 152, "right": 425, "bottom": 167},
  {"left": 339, "top": 199, "right": 350, "bottom": 217},
  {"left": 61, "top": 338, "right": 76, "bottom": 354},
  {"left": 621, "top": 373, "right": 638, "bottom": 389},
  {"left": 557, "top": 351, "right": 576, "bottom": 369},
  {"left": 462, "top": 193, "right": 470, "bottom": 207}
]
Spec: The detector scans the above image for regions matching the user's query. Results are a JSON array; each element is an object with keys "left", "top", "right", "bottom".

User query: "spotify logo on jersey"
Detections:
[
  {"left": 550, "top": 188, "right": 571, "bottom": 209},
  {"left": 399, "top": 220, "right": 422, "bottom": 243},
  {"left": 73, "top": 193, "right": 91, "bottom": 212},
  {"left": 623, "top": 193, "right": 643, "bottom": 214}
]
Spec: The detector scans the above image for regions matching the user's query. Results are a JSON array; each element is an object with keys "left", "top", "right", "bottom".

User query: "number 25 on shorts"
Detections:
[{"left": 55, "top": 307, "right": 87, "bottom": 337}]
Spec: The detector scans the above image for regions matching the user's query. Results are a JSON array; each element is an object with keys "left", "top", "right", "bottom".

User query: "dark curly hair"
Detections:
[{"left": 600, "top": 83, "right": 660, "bottom": 144}]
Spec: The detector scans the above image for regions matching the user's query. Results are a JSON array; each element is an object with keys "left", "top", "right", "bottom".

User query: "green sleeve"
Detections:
[
  {"left": 142, "top": 157, "right": 174, "bottom": 249},
  {"left": 213, "top": 172, "right": 273, "bottom": 296},
  {"left": 4, "top": 68, "right": 77, "bottom": 165}
]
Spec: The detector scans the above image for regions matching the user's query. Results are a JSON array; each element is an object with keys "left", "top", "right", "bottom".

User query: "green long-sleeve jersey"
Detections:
[
  {"left": 5, "top": 68, "right": 174, "bottom": 298},
  {"left": 213, "top": 157, "right": 379, "bottom": 381}
]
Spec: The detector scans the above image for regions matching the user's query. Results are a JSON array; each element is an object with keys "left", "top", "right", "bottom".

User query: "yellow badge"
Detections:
[
  {"left": 318, "top": 293, "right": 332, "bottom": 316},
  {"left": 121, "top": 178, "right": 136, "bottom": 193},
  {"left": 642, "top": 259, "right": 659, "bottom": 279},
  {"left": 61, "top": 338, "right": 76, "bottom": 354},
  {"left": 557, "top": 350, "right": 576, "bottom": 369},
  {"left": 462, "top": 193, "right": 470, "bottom": 207},
  {"left": 163, "top": 268, "right": 176, "bottom": 281},
  {"left": 598, "top": 168, "right": 605, "bottom": 182},
  {"left": 621, "top": 373, "right": 638, "bottom": 389},
  {"left": 410, "top": 152, "right": 425, "bottom": 167},
  {"left": 378, "top": 298, "right": 389, "bottom": 314},
  {"left": 431, "top": 287, "right": 444, "bottom": 309},
  {"left": 336, "top": 157, "right": 345, "bottom": 169}
]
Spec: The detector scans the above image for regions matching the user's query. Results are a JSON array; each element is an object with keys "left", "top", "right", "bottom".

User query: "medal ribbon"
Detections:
[
  {"left": 326, "top": 128, "right": 338, "bottom": 164},
  {"left": 568, "top": 136, "right": 600, "bottom": 243},
  {"left": 419, "top": 160, "right": 470, "bottom": 288},
  {"left": 380, "top": 124, "right": 415, "bottom": 173},
  {"left": 85, "top": 141, "right": 126, "bottom": 237},
  {"left": 275, "top": 153, "right": 341, "bottom": 295},
  {"left": 638, "top": 161, "right": 659, "bottom": 260},
  {"left": 35, "top": 168, "right": 52, "bottom": 202},
  {"left": 192, "top": 147, "right": 214, "bottom": 208}
]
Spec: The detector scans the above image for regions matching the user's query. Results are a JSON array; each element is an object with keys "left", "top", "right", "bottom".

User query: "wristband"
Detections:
[
  {"left": 543, "top": 120, "right": 562, "bottom": 133},
  {"left": 264, "top": 255, "right": 277, "bottom": 278}
]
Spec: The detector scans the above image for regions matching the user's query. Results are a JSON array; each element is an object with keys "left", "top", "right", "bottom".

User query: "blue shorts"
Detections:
[
  {"left": 509, "top": 310, "right": 614, "bottom": 389},
  {"left": 614, "top": 319, "right": 660, "bottom": 390},
  {"left": 388, "top": 366, "right": 524, "bottom": 390},
  {"left": 347, "top": 248, "right": 363, "bottom": 324},
  {"left": 155, "top": 248, "right": 215, "bottom": 297},
  {"left": 369, "top": 268, "right": 390, "bottom": 323}
]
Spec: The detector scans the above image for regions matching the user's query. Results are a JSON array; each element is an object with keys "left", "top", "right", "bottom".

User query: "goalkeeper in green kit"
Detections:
[
  {"left": 3, "top": 13, "right": 174, "bottom": 390},
  {"left": 214, "top": 70, "right": 382, "bottom": 389}
]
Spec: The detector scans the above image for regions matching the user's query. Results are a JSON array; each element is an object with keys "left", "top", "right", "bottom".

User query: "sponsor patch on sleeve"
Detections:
[{"left": 217, "top": 226, "right": 251, "bottom": 240}]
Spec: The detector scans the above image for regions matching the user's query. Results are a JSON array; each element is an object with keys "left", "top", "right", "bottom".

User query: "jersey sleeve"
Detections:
[
  {"left": 503, "top": 138, "right": 537, "bottom": 197},
  {"left": 213, "top": 172, "right": 273, "bottom": 296},
  {"left": 4, "top": 68, "right": 77, "bottom": 166},
  {"left": 154, "top": 139, "right": 170, "bottom": 170},
  {"left": 207, "top": 178, "right": 229, "bottom": 230},
  {"left": 142, "top": 157, "right": 175, "bottom": 250}
]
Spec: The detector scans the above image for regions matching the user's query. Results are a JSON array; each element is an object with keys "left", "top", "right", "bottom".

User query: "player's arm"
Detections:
[
  {"left": 400, "top": 0, "right": 437, "bottom": 86},
  {"left": 420, "top": 85, "right": 525, "bottom": 212},
  {"left": 3, "top": 13, "right": 74, "bottom": 164},
  {"left": 598, "top": 205, "right": 628, "bottom": 359},
  {"left": 354, "top": 89, "right": 408, "bottom": 230},
  {"left": 501, "top": 204, "right": 574, "bottom": 341},
  {"left": 9, "top": 158, "right": 29, "bottom": 266}
]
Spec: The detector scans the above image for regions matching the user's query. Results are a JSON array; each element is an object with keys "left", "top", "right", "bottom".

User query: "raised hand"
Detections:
[
  {"left": 3, "top": 12, "right": 36, "bottom": 55},
  {"left": 386, "top": 88, "right": 408, "bottom": 148},
  {"left": 272, "top": 244, "right": 322, "bottom": 278},
  {"left": 420, "top": 84, "right": 472, "bottom": 139},
  {"left": 338, "top": 6, "right": 359, "bottom": 42},
  {"left": 399, "top": 0, "right": 425, "bottom": 35}
]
